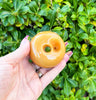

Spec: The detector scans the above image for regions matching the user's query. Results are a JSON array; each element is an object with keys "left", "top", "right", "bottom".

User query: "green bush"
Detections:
[{"left": 0, "top": 0, "right": 96, "bottom": 99}]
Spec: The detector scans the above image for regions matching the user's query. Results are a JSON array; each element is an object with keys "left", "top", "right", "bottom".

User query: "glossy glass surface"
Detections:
[{"left": 30, "top": 31, "right": 66, "bottom": 68}]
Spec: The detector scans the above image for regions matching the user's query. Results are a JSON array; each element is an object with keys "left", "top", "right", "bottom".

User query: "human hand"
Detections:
[{"left": 0, "top": 36, "right": 73, "bottom": 100}]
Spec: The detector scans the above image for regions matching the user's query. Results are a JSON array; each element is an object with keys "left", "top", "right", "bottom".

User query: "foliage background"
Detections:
[{"left": 0, "top": 0, "right": 96, "bottom": 100}]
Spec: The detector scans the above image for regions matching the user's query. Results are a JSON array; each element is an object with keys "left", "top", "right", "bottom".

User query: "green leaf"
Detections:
[
  {"left": 3, "top": 41, "right": 12, "bottom": 46},
  {"left": 53, "top": 3, "right": 60, "bottom": 9},
  {"left": 0, "top": 42, "right": 2, "bottom": 49},
  {"left": 78, "top": 57, "right": 88, "bottom": 61},
  {"left": 29, "top": 1, "right": 38, "bottom": 12},
  {"left": 49, "top": 86, "right": 55, "bottom": 94},
  {"left": 8, "top": 15, "right": 16, "bottom": 25},
  {"left": 79, "top": 70, "right": 88, "bottom": 79},
  {"left": 69, "top": 96, "right": 76, "bottom": 100},
  {"left": 38, "top": 9, "right": 48, "bottom": 16},
  {"left": 53, "top": 27, "right": 63, "bottom": 31},
  {"left": 88, "top": 80, "right": 96, "bottom": 93},
  {"left": 90, "top": 46, "right": 96, "bottom": 53},
  {"left": 68, "top": 63, "right": 76, "bottom": 73},
  {"left": 79, "top": 33, "right": 88, "bottom": 39},
  {"left": 82, "top": 97, "right": 89, "bottom": 100},
  {"left": 76, "top": 42, "right": 81, "bottom": 49},
  {"left": 12, "top": 30, "right": 18, "bottom": 40},
  {"left": 73, "top": 0, "right": 77, "bottom": 11},
  {"left": 7, "top": 36, "right": 12, "bottom": 41},
  {"left": 90, "top": 7, "right": 96, "bottom": 15},
  {"left": 29, "top": 15, "right": 38, "bottom": 21},
  {"left": 40, "top": 25, "right": 50, "bottom": 32},
  {"left": 71, "top": 12, "right": 77, "bottom": 20},
  {"left": 39, "top": 18, "right": 44, "bottom": 23},
  {"left": 13, "top": 0, "right": 21, "bottom": 10},
  {"left": 64, "top": 79, "right": 71, "bottom": 96},
  {"left": 20, "top": 6, "right": 30, "bottom": 14},
  {"left": 3, "top": 36, "right": 13, "bottom": 46},
  {"left": 0, "top": 11, "right": 11, "bottom": 18},
  {"left": 62, "top": 71, "right": 68, "bottom": 78},
  {"left": 67, "top": 78, "right": 78, "bottom": 87},
  {"left": 0, "top": 2, "right": 11, "bottom": 11},
  {"left": 61, "top": 5, "right": 70, "bottom": 13},
  {"left": 89, "top": 37, "right": 96, "bottom": 46},
  {"left": 17, "top": 16, "right": 24, "bottom": 24},
  {"left": 88, "top": 67, "right": 96, "bottom": 72},
  {"left": 8, "top": 26, "right": 14, "bottom": 31},
  {"left": 49, "top": 10, "right": 56, "bottom": 28},
  {"left": 73, "top": 49, "right": 80, "bottom": 60},
  {"left": 63, "top": 1, "right": 71, "bottom": 7},
  {"left": 75, "top": 89, "right": 82, "bottom": 98},
  {"left": 2, "top": 17, "right": 9, "bottom": 26},
  {"left": 78, "top": 16, "right": 89, "bottom": 25},
  {"left": 78, "top": 4, "right": 83, "bottom": 12},
  {"left": 63, "top": 30, "right": 68, "bottom": 41},
  {"left": 81, "top": 79, "right": 89, "bottom": 87},
  {"left": 24, "top": 28, "right": 36, "bottom": 37},
  {"left": 35, "top": 22, "right": 42, "bottom": 27},
  {"left": 42, "top": 96, "right": 49, "bottom": 100},
  {"left": 79, "top": 62, "right": 83, "bottom": 70},
  {"left": 78, "top": 22, "right": 87, "bottom": 32}
]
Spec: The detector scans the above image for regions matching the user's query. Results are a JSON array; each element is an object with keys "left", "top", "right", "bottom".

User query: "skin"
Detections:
[{"left": 0, "top": 36, "right": 72, "bottom": 100}]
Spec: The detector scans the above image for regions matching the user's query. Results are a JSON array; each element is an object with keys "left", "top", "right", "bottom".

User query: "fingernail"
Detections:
[
  {"left": 20, "top": 35, "right": 29, "bottom": 46},
  {"left": 67, "top": 51, "right": 73, "bottom": 57},
  {"left": 24, "top": 35, "right": 29, "bottom": 39},
  {"left": 65, "top": 42, "right": 68, "bottom": 46},
  {"left": 64, "top": 54, "right": 70, "bottom": 63}
]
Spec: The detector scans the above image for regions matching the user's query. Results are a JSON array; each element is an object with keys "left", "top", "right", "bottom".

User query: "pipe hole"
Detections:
[{"left": 43, "top": 45, "right": 51, "bottom": 52}]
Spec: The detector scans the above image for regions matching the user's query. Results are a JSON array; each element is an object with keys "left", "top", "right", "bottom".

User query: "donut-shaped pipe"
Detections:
[{"left": 30, "top": 31, "right": 66, "bottom": 68}]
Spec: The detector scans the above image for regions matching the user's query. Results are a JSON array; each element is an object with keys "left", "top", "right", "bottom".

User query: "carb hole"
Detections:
[
  {"left": 53, "top": 45, "right": 60, "bottom": 51},
  {"left": 50, "top": 39, "right": 61, "bottom": 52},
  {"left": 54, "top": 47, "right": 58, "bottom": 50}
]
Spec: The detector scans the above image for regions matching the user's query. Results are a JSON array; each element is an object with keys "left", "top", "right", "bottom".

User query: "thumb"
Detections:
[{"left": 1, "top": 35, "right": 30, "bottom": 65}]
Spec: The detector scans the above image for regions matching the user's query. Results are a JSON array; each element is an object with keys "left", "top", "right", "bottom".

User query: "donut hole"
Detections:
[
  {"left": 43, "top": 45, "right": 51, "bottom": 52},
  {"left": 50, "top": 39, "right": 61, "bottom": 52}
]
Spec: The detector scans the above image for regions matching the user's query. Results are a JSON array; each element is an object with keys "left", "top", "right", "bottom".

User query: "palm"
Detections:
[{"left": 0, "top": 56, "right": 43, "bottom": 100}]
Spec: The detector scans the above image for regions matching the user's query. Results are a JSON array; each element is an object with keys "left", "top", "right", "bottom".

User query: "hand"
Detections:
[{"left": 0, "top": 36, "right": 73, "bottom": 100}]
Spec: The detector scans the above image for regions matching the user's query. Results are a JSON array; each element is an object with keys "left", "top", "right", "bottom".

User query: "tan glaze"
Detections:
[{"left": 30, "top": 31, "right": 66, "bottom": 68}]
